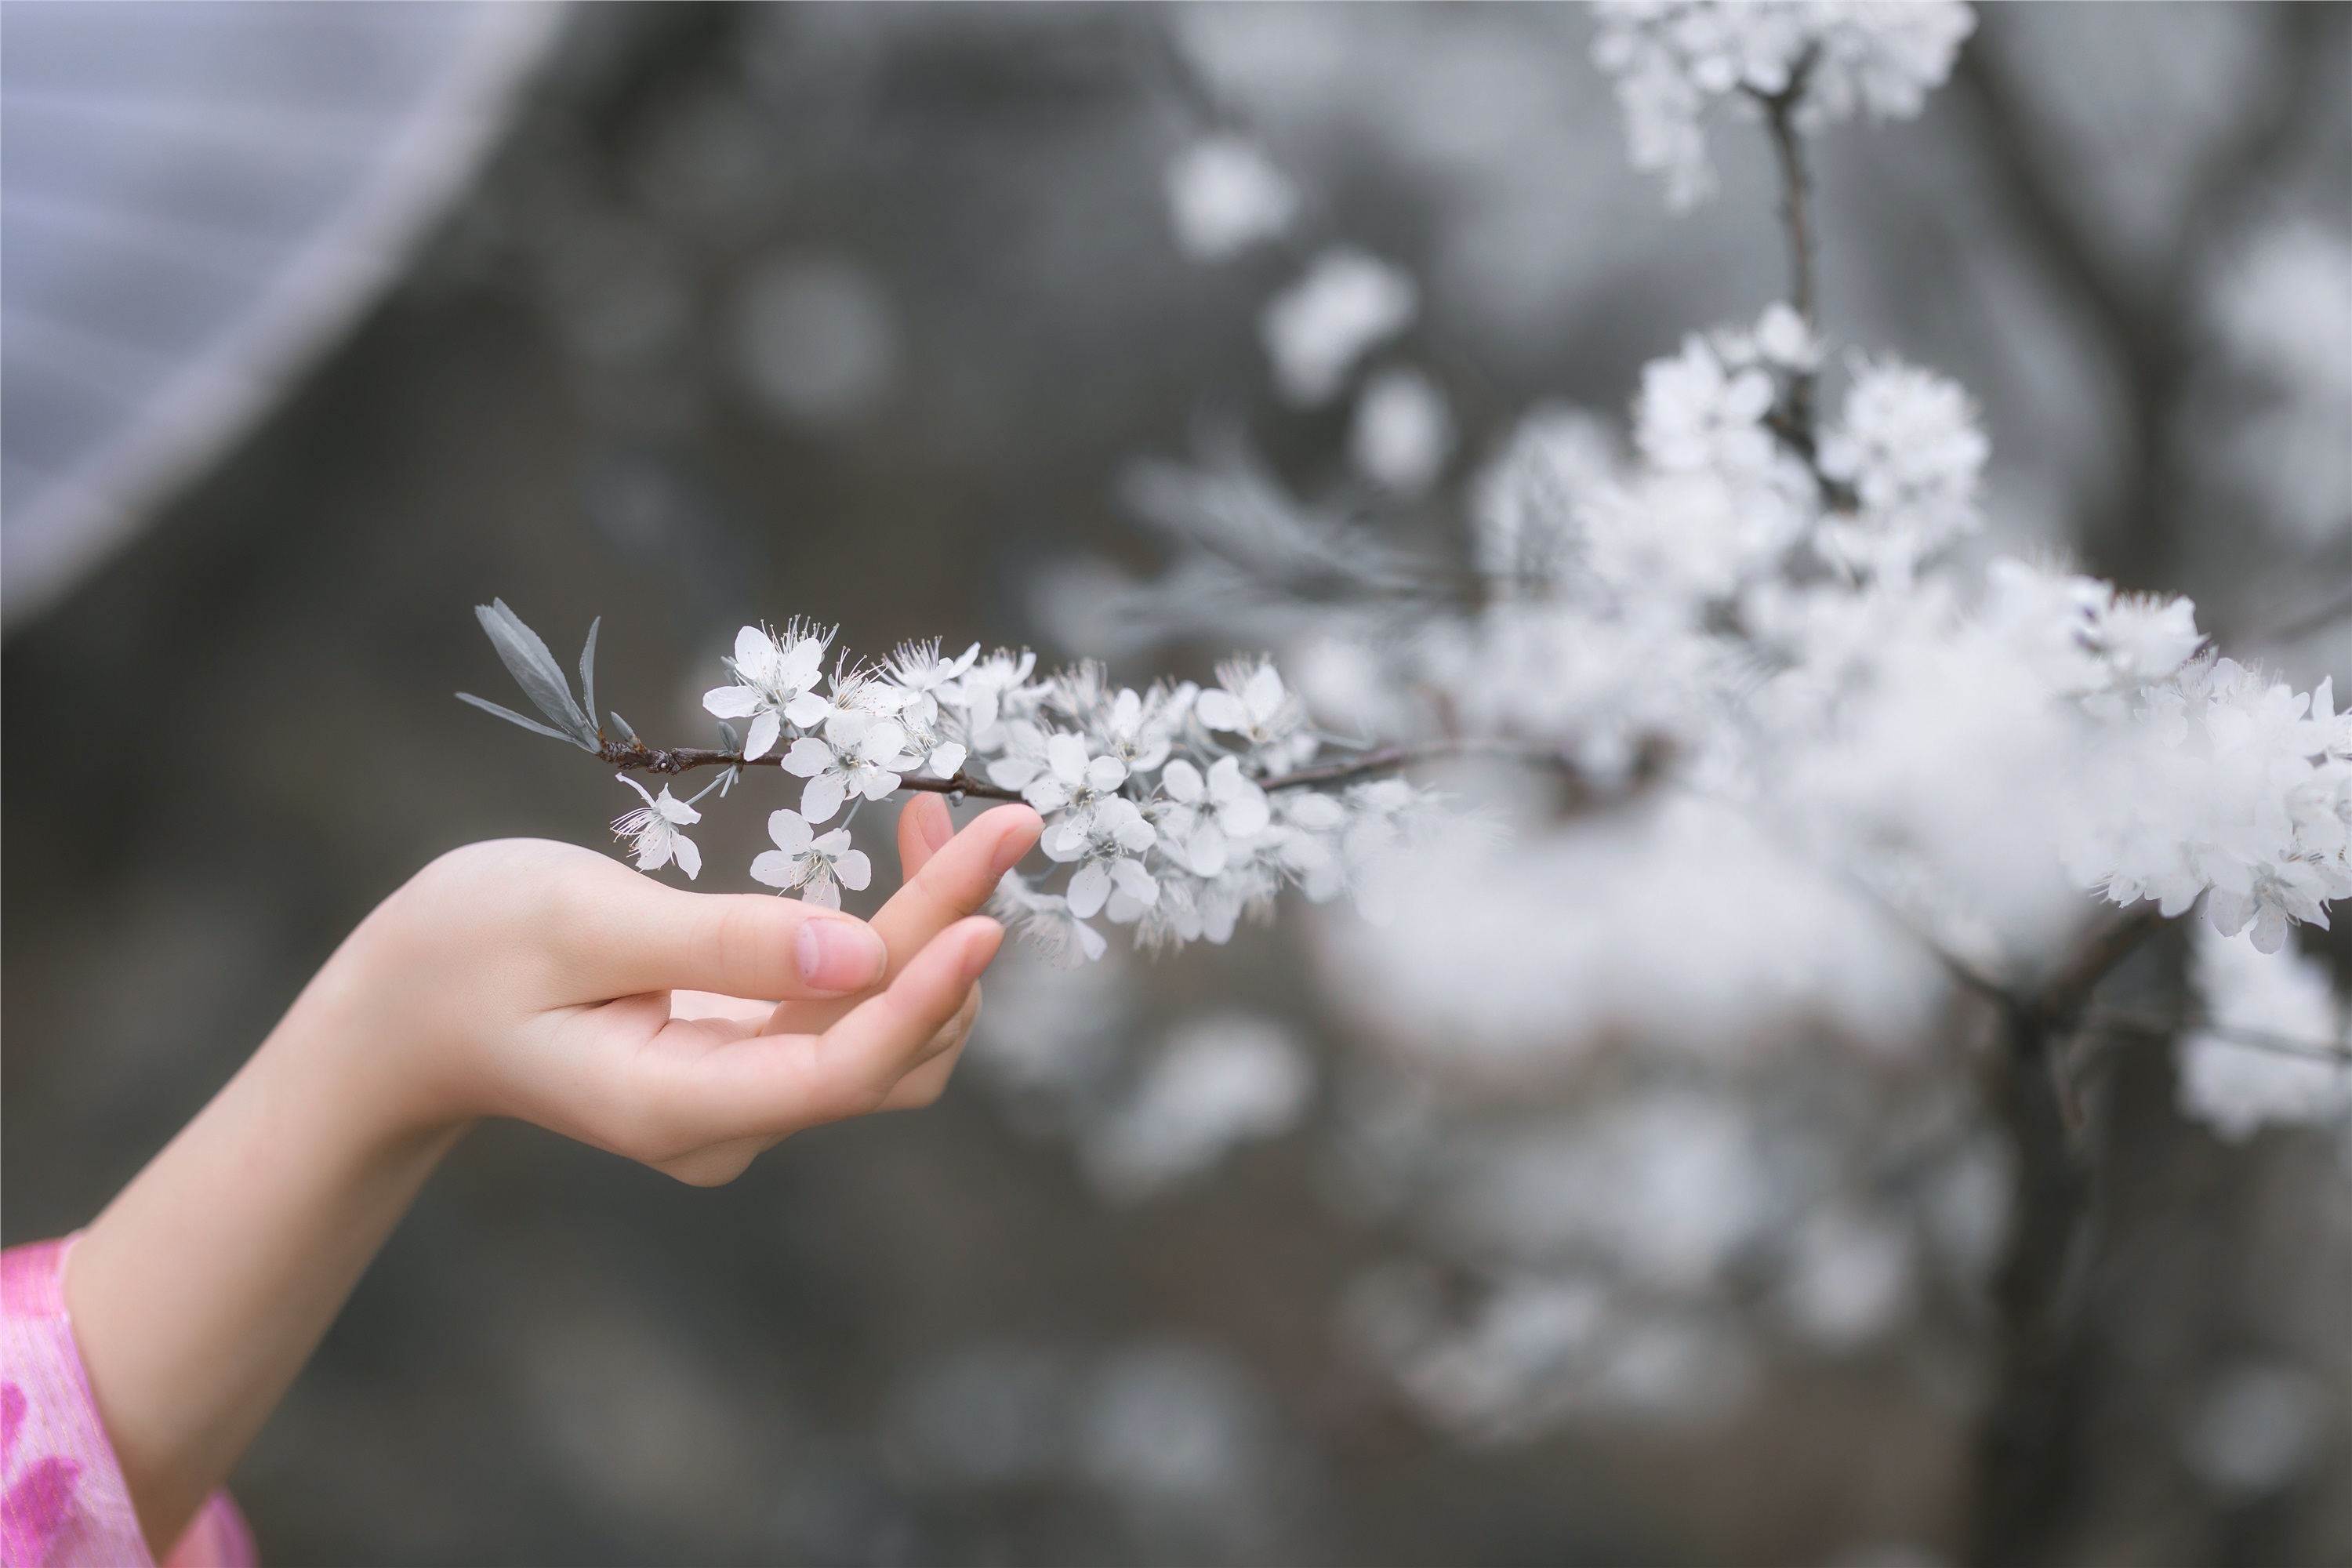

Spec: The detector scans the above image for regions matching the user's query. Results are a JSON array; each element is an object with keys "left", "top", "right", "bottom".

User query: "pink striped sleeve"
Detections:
[{"left": 2, "top": 1238, "right": 256, "bottom": 1568}]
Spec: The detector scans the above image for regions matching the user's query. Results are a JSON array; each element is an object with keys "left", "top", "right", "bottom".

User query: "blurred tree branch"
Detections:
[{"left": 1954, "top": 2, "right": 2341, "bottom": 586}]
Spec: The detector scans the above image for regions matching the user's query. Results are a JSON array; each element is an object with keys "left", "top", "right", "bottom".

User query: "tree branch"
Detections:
[
  {"left": 594, "top": 731, "right": 1599, "bottom": 802},
  {"left": 1951, "top": 4, "right": 2339, "bottom": 585}
]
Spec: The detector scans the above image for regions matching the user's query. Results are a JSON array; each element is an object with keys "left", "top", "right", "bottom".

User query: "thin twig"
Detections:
[
  {"left": 1754, "top": 71, "right": 1817, "bottom": 323},
  {"left": 2080, "top": 1005, "right": 2352, "bottom": 1067},
  {"left": 596, "top": 731, "right": 1595, "bottom": 801},
  {"left": 1746, "top": 60, "right": 1861, "bottom": 513}
]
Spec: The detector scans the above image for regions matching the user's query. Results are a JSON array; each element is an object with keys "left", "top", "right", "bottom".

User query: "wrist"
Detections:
[{"left": 67, "top": 967, "right": 470, "bottom": 1553}]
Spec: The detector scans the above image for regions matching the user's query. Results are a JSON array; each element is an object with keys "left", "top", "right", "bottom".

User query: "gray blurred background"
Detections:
[{"left": 5, "top": 4, "right": 2348, "bottom": 1565}]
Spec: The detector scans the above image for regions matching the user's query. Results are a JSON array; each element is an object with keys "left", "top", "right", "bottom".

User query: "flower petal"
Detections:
[
  {"left": 750, "top": 849, "right": 799, "bottom": 889},
  {"left": 1189, "top": 823, "right": 1229, "bottom": 877},
  {"left": 801, "top": 773, "right": 848, "bottom": 825},
  {"left": 1195, "top": 691, "right": 1245, "bottom": 732},
  {"left": 836, "top": 849, "right": 873, "bottom": 891},
  {"left": 743, "top": 710, "right": 782, "bottom": 763},
  {"left": 801, "top": 876, "right": 843, "bottom": 910},
  {"left": 1047, "top": 731, "right": 1089, "bottom": 783},
  {"left": 1243, "top": 663, "right": 1286, "bottom": 719},
  {"left": 704, "top": 685, "right": 760, "bottom": 719},
  {"left": 768, "top": 809, "right": 814, "bottom": 852},
  {"left": 1160, "top": 758, "right": 1204, "bottom": 802},
  {"left": 1041, "top": 818, "right": 1088, "bottom": 862},
  {"left": 1067, "top": 862, "right": 1111, "bottom": 918},
  {"left": 671, "top": 834, "right": 702, "bottom": 880},
  {"left": 1111, "top": 857, "right": 1158, "bottom": 904},
  {"left": 782, "top": 736, "right": 836, "bottom": 778},
  {"left": 1224, "top": 788, "right": 1271, "bottom": 838}
]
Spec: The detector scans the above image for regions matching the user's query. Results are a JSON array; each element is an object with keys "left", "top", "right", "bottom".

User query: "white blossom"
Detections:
[
  {"left": 1260, "top": 247, "right": 1418, "bottom": 406},
  {"left": 1635, "top": 332, "right": 1777, "bottom": 477},
  {"left": 1350, "top": 367, "right": 1456, "bottom": 494},
  {"left": 1470, "top": 405, "right": 1617, "bottom": 585},
  {"left": 2178, "top": 924, "right": 2351, "bottom": 1140},
  {"left": 1154, "top": 756, "right": 1272, "bottom": 877},
  {"left": 1592, "top": 2, "right": 1976, "bottom": 207},
  {"left": 1165, "top": 135, "right": 1298, "bottom": 262},
  {"left": 1089, "top": 682, "right": 1190, "bottom": 776},
  {"left": 887, "top": 639, "right": 981, "bottom": 779},
  {"left": 886, "top": 638, "right": 980, "bottom": 722},
  {"left": 1044, "top": 795, "right": 1160, "bottom": 924},
  {"left": 1816, "top": 358, "right": 1987, "bottom": 583},
  {"left": 1268, "top": 789, "right": 1351, "bottom": 902},
  {"left": 1195, "top": 659, "right": 1315, "bottom": 771},
  {"left": 1020, "top": 731, "right": 1131, "bottom": 823},
  {"left": 610, "top": 774, "right": 702, "bottom": 879},
  {"left": 750, "top": 807, "right": 872, "bottom": 909},
  {"left": 948, "top": 648, "right": 1040, "bottom": 739},
  {"left": 781, "top": 709, "right": 909, "bottom": 824},
  {"left": 991, "top": 871, "right": 1108, "bottom": 967},
  {"left": 702, "top": 622, "right": 833, "bottom": 760},
  {"left": 1083, "top": 1015, "right": 1312, "bottom": 1200}
]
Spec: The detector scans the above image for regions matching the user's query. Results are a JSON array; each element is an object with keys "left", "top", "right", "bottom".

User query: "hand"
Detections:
[
  {"left": 315, "top": 799, "right": 1041, "bottom": 1182},
  {"left": 64, "top": 798, "right": 1043, "bottom": 1554}
]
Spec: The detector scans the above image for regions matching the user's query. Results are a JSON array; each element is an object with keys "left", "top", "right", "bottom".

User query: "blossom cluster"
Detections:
[
  {"left": 459, "top": 605, "right": 1442, "bottom": 956},
  {"left": 1119, "top": 47, "right": 2347, "bottom": 1188},
  {"left": 1592, "top": 0, "right": 1978, "bottom": 205}
]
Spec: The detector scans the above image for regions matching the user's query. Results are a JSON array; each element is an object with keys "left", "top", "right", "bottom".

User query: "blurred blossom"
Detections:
[
  {"left": 1591, "top": 1, "right": 1976, "bottom": 207},
  {"left": 1084, "top": 1014, "right": 1312, "bottom": 1201},
  {"left": 1319, "top": 797, "right": 1944, "bottom": 1066},
  {"left": 1349, "top": 366, "right": 1456, "bottom": 494},
  {"left": 1347, "top": 1264, "right": 1756, "bottom": 1440},
  {"left": 1780, "top": 1208, "right": 1915, "bottom": 1348},
  {"left": 1164, "top": 135, "right": 1298, "bottom": 262},
  {"left": 1077, "top": 1342, "right": 1265, "bottom": 1505},
  {"left": 2210, "top": 223, "right": 2352, "bottom": 543},
  {"left": 1815, "top": 359, "right": 1989, "bottom": 586},
  {"left": 1470, "top": 405, "right": 1618, "bottom": 585},
  {"left": 1820, "top": 1547, "right": 1949, "bottom": 1568},
  {"left": 887, "top": 1338, "right": 1272, "bottom": 1527},
  {"left": 890, "top": 1344, "right": 1070, "bottom": 1487},
  {"left": 733, "top": 253, "right": 900, "bottom": 427},
  {"left": 2180, "top": 1361, "right": 2328, "bottom": 1495},
  {"left": 1259, "top": 247, "right": 1419, "bottom": 405},
  {"left": 967, "top": 942, "right": 1131, "bottom": 1111},
  {"left": 1449, "top": 1093, "right": 1770, "bottom": 1287},
  {"left": 2178, "top": 924, "right": 2352, "bottom": 1142}
]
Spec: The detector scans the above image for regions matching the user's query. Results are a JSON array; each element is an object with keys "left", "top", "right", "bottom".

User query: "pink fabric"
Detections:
[{"left": 2, "top": 1238, "right": 255, "bottom": 1568}]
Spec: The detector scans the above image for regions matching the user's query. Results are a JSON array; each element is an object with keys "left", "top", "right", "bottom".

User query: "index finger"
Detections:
[{"left": 761, "top": 803, "right": 1037, "bottom": 1034}]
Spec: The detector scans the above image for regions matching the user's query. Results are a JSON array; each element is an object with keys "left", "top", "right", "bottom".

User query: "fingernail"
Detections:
[
  {"left": 920, "top": 797, "right": 955, "bottom": 853},
  {"left": 989, "top": 819, "right": 1034, "bottom": 877},
  {"left": 960, "top": 920, "right": 1004, "bottom": 984},
  {"left": 797, "top": 920, "right": 887, "bottom": 993}
]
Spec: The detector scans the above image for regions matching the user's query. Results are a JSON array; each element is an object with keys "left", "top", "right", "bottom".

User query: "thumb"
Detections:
[{"left": 557, "top": 858, "right": 891, "bottom": 1001}]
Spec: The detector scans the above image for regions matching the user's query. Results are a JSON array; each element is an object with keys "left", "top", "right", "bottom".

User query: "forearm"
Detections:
[{"left": 63, "top": 973, "right": 465, "bottom": 1556}]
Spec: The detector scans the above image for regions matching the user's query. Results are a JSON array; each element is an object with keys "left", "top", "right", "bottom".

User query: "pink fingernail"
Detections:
[
  {"left": 989, "top": 818, "right": 1036, "bottom": 876},
  {"left": 960, "top": 921, "right": 1004, "bottom": 984},
  {"left": 797, "top": 920, "right": 887, "bottom": 993}
]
